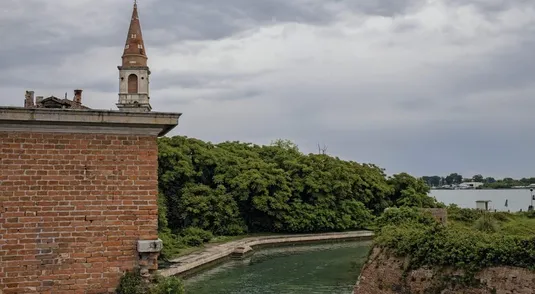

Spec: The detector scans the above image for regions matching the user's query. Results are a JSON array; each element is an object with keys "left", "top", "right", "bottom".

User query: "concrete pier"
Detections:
[{"left": 158, "top": 230, "right": 374, "bottom": 277}]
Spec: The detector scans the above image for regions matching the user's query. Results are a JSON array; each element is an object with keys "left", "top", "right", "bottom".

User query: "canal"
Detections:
[{"left": 183, "top": 240, "right": 372, "bottom": 294}]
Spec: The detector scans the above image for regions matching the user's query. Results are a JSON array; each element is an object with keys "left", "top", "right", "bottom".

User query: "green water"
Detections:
[{"left": 184, "top": 240, "right": 372, "bottom": 294}]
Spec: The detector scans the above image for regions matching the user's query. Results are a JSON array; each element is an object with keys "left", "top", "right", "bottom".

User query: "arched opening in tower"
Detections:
[{"left": 128, "top": 74, "right": 138, "bottom": 93}]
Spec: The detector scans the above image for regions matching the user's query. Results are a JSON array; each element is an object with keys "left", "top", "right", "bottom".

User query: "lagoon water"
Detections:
[
  {"left": 182, "top": 190, "right": 531, "bottom": 293},
  {"left": 184, "top": 241, "right": 372, "bottom": 294},
  {"left": 431, "top": 189, "right": 534, "bottom": 212}
]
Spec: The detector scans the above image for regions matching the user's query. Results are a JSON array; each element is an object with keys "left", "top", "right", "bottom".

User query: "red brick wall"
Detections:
[{"left": 0, "top": 132, "right": 159, "bottom": 294}]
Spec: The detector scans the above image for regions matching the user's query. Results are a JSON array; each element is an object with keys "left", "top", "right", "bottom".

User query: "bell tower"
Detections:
[{"left": 117, "top": 1, "right": 151, "bottom": 112}]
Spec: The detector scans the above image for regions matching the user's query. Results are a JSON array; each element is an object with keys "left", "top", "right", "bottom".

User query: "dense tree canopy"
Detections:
[{"left": 158, "top": 136, "right": 441, "bottom": 235}]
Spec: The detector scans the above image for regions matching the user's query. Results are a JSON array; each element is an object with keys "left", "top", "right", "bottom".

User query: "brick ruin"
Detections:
[
  {"left": 24, "top": 90, "right": 88, "bottom": 110},
  {"left": 0, "top": 2, "right": 181, "bottom": 293},
  {"left": 0, "top": 110, "right": 180, "bottom": 294},
  {"left": 423, "top": 208, "right": 448, "bottom": 225}
]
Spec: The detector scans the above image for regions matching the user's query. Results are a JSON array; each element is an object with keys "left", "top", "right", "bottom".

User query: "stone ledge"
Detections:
[
  {"left": 0, "top": 107, "right": 181, "bottom": 137},
  {"left": 138, "top": 239, "right": 163, "bottom": 253}
]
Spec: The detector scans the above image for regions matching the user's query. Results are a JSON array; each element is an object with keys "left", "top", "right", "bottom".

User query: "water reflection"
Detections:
[{"left": 184, "top": 240, "right": 372, "bottom": 294}]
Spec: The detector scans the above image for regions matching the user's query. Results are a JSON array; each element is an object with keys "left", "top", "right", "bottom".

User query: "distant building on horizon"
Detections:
[{"left": 459, "top": 182, "right": 484, "bottom": 189}]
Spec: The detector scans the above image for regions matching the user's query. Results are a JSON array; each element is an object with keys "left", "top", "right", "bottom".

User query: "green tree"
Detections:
[
  {"left": 445, "top": 173, "right": 463, "bottom": 185},
  {"left": 422, "top": 176, "right": 441, "bottom": 187},
  {"left": 472, "top": 174, "right": 484, "bottom": 182},
  {"left": 157, "top": 136, "right": 438, "bottom": 236},
  {"left": 388, "top": 173, "right": 437, "bottom": 208},
  {"left": 484, "top": 177, "right": 496, "bottom": 184}
]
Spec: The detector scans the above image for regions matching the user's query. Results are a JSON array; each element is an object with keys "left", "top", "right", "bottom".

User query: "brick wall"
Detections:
[
  {"left": 0, "top": 132, "right": 159, "bottom": 293},
  {"left": 422, "top": 208, "right": 448, "bottom": 225}
]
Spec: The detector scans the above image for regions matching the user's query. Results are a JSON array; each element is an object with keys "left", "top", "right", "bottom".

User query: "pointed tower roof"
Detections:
[{"left": 122, "top": 1, "right": 148, "bottom": 67}]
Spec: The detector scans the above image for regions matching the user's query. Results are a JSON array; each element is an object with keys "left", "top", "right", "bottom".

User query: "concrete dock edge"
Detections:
[{"left": 158, "top": 230, "right": 374, "bottom": 278}]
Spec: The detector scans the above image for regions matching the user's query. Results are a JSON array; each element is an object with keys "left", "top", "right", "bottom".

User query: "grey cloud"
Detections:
[
  {"left": 147, "top": 0, "right": 337, "bottom": 41},
  {"left": 448, "top": 0, "right": 534, "bottom": 13},
  {"left": 424, "top": 39, "right": 535, "bottom": 108},
  {"left": 0, "top": 0, "right": 340, "bottom": 70},
  {"left": 151, "top": 69, "right": 274, "bottom": 90},
  {"left": 395, "top": 98, "right": 437, "bottom": 111},
  {"left": 335, "top": 0, "right": 424, "bottom": 16},
  {"left": 2, "top": 0, "right": 535, "bottom": 178}
]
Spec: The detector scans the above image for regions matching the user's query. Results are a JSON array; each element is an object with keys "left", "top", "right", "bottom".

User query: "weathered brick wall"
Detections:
[
  {"left": 0, "top": 132, "right": 159, "bottom": 294},
  {"left": 423, "top": 208, "right": 448, "bottom": 225},
  {"left": 355, "top": 247, "right": 535, "bottom": 294}
]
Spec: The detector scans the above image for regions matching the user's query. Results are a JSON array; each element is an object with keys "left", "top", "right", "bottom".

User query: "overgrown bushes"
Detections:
[
  {"left": 159, "top": 227, "right": 214, "bottom": 260},
  {"left": 116, "top": 269, "right": 148, "bottom": 294},
  {"left": 375, "top": 207, "right": 535, "bottom": 273},
  {"left": 473, "top": 214, "right": 499, "bottom": 233},
  {"left": 152, "top": 275, "right": 185, "bottom": 294},
  {"left": 116, "top": 269, "right": 184, "bottom": 294},
  {"left": 178, "top": 227, "right": 214, "bottom": 247},
  {"left": 447, "top": 204, "right": 485, "bottom": 222},
  {"left": 374, "top": 206, "right": 437, "bottom": 231},
  {"left": 157, "top": 136, "right": 441, "bottom": 238}
]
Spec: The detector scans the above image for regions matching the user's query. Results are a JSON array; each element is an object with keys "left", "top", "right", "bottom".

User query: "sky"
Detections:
[{"left": 1, "top": 0, "right": 535, "bottom": 179}]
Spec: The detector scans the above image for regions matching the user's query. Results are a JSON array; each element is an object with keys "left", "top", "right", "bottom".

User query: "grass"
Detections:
[
  {"left": 490, "top": 214, "right": 535, "bottom": 236},
  {"left": 374, "top": 206, "right": 535, "bottom": 275},
  {"left": 449, "top": 209, "right": 535, "bottom": 237}
]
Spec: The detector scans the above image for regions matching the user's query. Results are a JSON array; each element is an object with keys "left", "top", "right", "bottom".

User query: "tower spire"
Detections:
[
  {"left": 117, "top": 1, "right": 151, "bottom": 112},
  {"left": 122, "top": 1, "right": 147, "bottom": 67}
]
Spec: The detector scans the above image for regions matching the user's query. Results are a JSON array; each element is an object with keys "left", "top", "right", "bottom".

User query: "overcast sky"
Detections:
[{"left": 1, "top": 0, "right": 535, "bottom": 178}]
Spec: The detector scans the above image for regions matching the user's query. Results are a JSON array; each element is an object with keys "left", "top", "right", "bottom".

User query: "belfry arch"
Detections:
[{"left": 128, "top": 74, "right": 138, "bottom": 93}]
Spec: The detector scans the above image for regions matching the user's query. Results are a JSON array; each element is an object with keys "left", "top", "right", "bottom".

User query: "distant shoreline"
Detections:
[{"left": 431, "top": 187, "right": 534, "bottom": 191}]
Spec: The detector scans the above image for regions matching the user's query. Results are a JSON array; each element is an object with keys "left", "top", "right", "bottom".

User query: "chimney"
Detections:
[
  {"left": 74, "top": 89, "right": 82, "bottom": 105},
  {"left": 24, "top": 91, "right": 35, "bottom": 108},
  {"left": 35, "top": 96, "right": 44, "bottom": 106}
]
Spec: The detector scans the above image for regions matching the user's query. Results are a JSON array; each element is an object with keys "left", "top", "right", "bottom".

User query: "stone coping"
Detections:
[
  {"left": 0, "top": 107, "right": 181, "bottom": 137},
  {"left": 158, "top": 230, "right": 374, "bottom": 277}
]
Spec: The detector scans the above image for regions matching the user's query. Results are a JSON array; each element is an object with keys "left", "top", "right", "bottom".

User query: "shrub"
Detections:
[
  {"left": 152, "top": 276, "right": 185, "bottom": 294},
  {"left": 116, "top": 269, "right": 149, "bottom": 294},
  {"left": 491, "top": 212, "right": 511, "bottom": 222},
  {"left": 159, "top": 227, "right": 215, "bottom": 260},
  {"left": 180, "top": 227, "right": 214, "bottom": 243},
  {"left": 473, "top": 214, "right": 499, "bottom": 233},
  {"left": 501, "top": 217, "right": 535, "bottom": 236},
  {"left": 375, "top": 217, "right": 535, "bottom": 273},
  {"left": 524, "top": 210, "right": 535, "bottom": 219},
  {"left": 116, "top": 270, "right": 185, "bottom": 294},
  {"left": 225, "top": 223, "right": 247, "bottom": 236},
  {"left": 447, "top": 206, "right": 484, "bottom": 223},
  {"left": 159, "top": 230, "right": 185, "bottom": 260},
  {"left": 181, "top": 235, "right": 203, "bottom": 247},
  {"left": 375, "top": 206, "right": 437, "bottom": 232}
]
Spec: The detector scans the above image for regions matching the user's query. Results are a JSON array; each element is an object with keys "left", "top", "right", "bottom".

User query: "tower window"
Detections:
[
  {"left": 131, "top": 34, "right": 137, "bottom": 38},
  {"left": 125, "top": 44, "right": 130, "bottom": 49},
  {"left": 128, "top": 74, "right": 138, "bottom": 94},
  {"left": 138, "top": 44, "right": 143, "bottom": 49}
]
